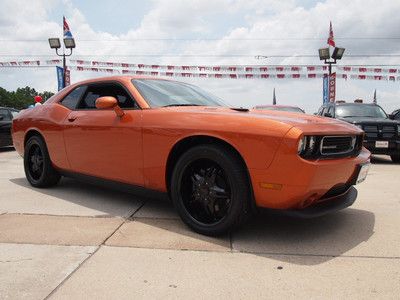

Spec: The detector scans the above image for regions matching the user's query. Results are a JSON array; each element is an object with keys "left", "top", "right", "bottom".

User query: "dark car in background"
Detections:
[
  {"left": 0, "top": 107, "right": 19, "bottom": 148},
  {"left": 317, "top": 101, "right": 400, "bottom": 162},
  {"left": 253, "top": 105, "right": 305, "bottom": 113}
]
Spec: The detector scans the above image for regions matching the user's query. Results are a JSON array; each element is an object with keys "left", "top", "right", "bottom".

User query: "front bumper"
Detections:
[
  {"left": 263, "top": 186, "right": 357, "bottom": 218},
  {"left": 249, "top": 142, "right": 370, "bottom": 210},
  {"left": 364, "top": 140, "right": 400, "bottom": 155}
]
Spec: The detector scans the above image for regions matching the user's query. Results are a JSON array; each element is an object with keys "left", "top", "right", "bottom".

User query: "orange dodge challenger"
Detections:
[{"left": 12, "top": 76, "right": 371, "bottom": 235}]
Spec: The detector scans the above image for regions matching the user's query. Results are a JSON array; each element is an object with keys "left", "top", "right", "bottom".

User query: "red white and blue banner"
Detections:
[
  {"left": 1, "top": 59, "right": 400, "bottom": 82},
  {"left": 63, "top": 16, "right": 73, "bottom": 39}
]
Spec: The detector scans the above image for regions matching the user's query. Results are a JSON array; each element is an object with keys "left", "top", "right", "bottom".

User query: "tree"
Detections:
[{"left": 0, "top": 86, "right": 54, "bottom": 109}]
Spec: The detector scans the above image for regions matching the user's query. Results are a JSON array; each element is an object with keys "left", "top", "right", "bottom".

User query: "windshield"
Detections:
[
  {"left": 132, "top": 79, "right": 227, "bottom": 108},
  {"left": 336, "top": 104, "right": 388, "bottom": 118}
]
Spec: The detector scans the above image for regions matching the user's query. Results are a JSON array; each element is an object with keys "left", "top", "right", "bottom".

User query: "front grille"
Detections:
[
  {"left": 363, "top": 124, "right": 397, "bottom": 139},
  {"left": 320, "top": 136, "right": 356, "bottom": 155},
  {"left": 382, "top": 125, "right": 396, "bottom": 139}
]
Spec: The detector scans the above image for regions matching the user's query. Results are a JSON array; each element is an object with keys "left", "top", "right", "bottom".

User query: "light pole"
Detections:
[
  {"left": 318, "top": 46, "right": 345, "bottom": 75},
  {"left": 48, "top": 37, "right": 76, "bottom": 87}
]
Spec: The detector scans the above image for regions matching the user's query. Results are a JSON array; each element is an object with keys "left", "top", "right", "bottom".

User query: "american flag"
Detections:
[
  {"left": 63, "top": 16, "right": 73, "bottom": 38},
  {"left": 327, "top": 21, "right": 335, "bottom": 47}
]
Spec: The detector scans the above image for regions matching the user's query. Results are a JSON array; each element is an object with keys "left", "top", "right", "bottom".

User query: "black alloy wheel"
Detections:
[
  {"left": 24, "top": 135, "right": 61, "bottom": 187},
  {"left": 181, "top": 159, "right": 232, "bottom": 225},
  {"left": 171, "top": 144, "right": 250, "bottom": 236},
  {"left": 27, "top": 144, "right": 44, "bottom": 180}
]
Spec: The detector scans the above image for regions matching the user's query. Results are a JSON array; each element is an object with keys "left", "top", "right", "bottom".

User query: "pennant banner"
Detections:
[
  {"left": 0, "top": 59, "right": 61, "bottom": 66},
  {"left": 1, "top": 59, "right": 399, "bottom": 81},
  {"left": 69, "top": 60, "right": 328, "bottom": 73},
  {"left": 0, "top": 60, "right": 41, "bottom": 66},
  {"left": 69, "top": 66, "right": 400, "bottom": 81}
]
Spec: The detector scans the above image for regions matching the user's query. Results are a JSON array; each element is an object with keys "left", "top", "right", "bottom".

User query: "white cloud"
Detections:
[{"left": 1, "top": 0, "right": 400, "bottom": 113}]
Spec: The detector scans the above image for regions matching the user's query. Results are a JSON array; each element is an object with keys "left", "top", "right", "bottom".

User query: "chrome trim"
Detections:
[{"left": 320, "top": 135, "right": 356, "bottom": 156}]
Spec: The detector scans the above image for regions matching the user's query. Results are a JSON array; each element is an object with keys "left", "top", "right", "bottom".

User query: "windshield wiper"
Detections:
[{"left": 163, "top": 104, "right": 203, "bottom": 107}]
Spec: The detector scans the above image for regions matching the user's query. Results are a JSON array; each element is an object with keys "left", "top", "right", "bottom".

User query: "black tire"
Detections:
[
  {"left": 170, "top": 144, "right": 251, "bottom": 236},
  {"left": 24, "top": 135, "right": 61, "bottom": 188},
  {"left": 391, "top": 154, "right": 400, "bottom": 163}
]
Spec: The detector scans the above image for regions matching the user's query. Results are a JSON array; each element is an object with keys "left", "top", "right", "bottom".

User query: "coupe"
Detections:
[{"left": 12, "top": 76, "right": 370, "bottom": 235}]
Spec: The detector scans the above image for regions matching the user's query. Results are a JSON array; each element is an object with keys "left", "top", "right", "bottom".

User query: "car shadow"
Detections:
[
  {"left": 232, "top": 208, "right": 375, "bottom": 265},
  {"left": 9, "top": 176, "right": 375, "bottom": 265},
  {"left": 9, "top": 177, "right": 148, "bottom": 218},
  {"left": 370, "top": 155, "right": 393, "bottom": 164}
]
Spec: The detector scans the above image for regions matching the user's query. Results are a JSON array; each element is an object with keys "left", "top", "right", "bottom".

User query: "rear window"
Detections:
[{"left": 0, "top": 109, "right": 11, "bottom": 121}]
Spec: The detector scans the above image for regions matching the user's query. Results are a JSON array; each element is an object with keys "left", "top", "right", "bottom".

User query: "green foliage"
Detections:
[{"left": 0, "top": 86, "right": 55, "bottom": 110}]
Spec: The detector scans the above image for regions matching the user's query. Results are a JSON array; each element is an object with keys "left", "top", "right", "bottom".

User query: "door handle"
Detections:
[{"left": 67, "top": 115, "right": 77, "bottom": 122}]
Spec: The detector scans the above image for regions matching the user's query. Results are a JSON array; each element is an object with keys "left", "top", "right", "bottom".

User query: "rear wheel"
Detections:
[
  {"left": 391, "top": 154, "right": 400, "bottom": 163},
  {"left": 170, "top": 144, "right": 250, "bottom": 236},
  {"left": 24, "top": 135, "right": 61, "bottom": 187}
]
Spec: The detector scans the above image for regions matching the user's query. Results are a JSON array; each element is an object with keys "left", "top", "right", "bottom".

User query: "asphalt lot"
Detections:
[{"left": 0, "top": 147, "right": 399, "bottom": 299}]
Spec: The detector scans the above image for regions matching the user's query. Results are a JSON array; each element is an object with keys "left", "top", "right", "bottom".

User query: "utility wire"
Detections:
[
  {"left": 1, "top": 37, "right": 400, "bottom": 42},
  {"left": 1, "top": 54, "right": 400, "bottom": 58}
]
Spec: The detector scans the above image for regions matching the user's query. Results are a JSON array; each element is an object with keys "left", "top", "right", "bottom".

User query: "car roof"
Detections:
[
  {"left": 255, "top": 105, "right": 300, "bottom": 108},
  {"left": 325, "top": 102, "right": 378, "bottom": 106}
]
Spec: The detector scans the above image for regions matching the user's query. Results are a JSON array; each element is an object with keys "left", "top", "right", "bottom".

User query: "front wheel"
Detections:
[
  {"left": 391, "top": 154, "right": 400, "bottom": 163},
  {"left": 24, "top": 135, "right": 61, "bottom": 188},
  {"left": 170, "top": 144, "right": 251, "bottom": 236}
]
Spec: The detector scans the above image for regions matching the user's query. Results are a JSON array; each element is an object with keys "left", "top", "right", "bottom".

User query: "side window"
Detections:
[
  {"left": 78, "top": 83, "right": 137, "bottom": 109},
  {"left": 395, "top": 111, "right": 400, "bottom": 120},
  {"left": 60, "top": 86, "right": 87, "bottom": 110},
  {"left": 320, "top": 107, "right": 327, "bottom": 116},
  {"left": 0, "top": 109, "right": 11, "bottom": 121},
  {"left": 317, "top": 107, "right": 324, "bottom": 115}
]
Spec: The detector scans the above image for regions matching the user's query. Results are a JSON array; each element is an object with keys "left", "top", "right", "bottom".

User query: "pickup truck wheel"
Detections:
[
  {"left": 391, "top": 154, "right": 400, "bottom": 163},
  {"left": 24, "top": 135, "right": 61, "bottom": 188},
  {"left": 171, "top": 144, "right": 250, "bottom": 236}
]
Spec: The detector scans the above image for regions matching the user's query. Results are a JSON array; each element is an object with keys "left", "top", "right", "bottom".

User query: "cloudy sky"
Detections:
[{"left": 0, "top": 0, "right": 399, "bottom": 113}]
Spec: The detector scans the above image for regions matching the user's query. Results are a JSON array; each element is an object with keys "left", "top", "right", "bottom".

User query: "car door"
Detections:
[
  {"left": 62, "top": 82, "right": 144, "bottom": 186},
  {"left": 0, "top": 108, "right": 12, "bottom": 147}
]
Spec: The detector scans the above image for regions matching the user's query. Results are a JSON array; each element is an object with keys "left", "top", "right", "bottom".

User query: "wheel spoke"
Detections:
[{"left": 180, "top": 158, "right": 232, "bottom": 225}]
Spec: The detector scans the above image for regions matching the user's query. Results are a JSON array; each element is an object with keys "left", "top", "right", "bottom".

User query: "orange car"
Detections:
[{"left": 12, "top": 76, "right": 371, "bottom": 235}]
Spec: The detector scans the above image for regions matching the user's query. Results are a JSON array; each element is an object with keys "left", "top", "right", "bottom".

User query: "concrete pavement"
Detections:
[{"left": 0, "top": 149, "right": 399, "bottom": 299}]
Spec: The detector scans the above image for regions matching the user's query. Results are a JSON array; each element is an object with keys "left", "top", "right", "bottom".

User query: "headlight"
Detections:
[
  {"left": 298, "top": 136, "right": 306, "bottom": 154},
  {"left": 298, "top": 136, "right": 318, "bottom": 157},
  {"left": 397, "top": 125, "right": 400, "bottom": 134}
]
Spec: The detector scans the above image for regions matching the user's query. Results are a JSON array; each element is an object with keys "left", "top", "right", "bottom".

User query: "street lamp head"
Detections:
[
  {"left": 332, "top": 47, "right": 345, "bottom": 60},
  {"left": 63, "top": 38, "right": 76, "bottom": 49},
  {"left": 48, "top": 38, "right": 61, "bottom": 49},
  {"left": 318, "top": 48, "right": 330, "bottom": 60}
]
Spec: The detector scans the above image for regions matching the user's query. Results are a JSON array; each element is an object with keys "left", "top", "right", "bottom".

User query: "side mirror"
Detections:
[
  {"left": 388, "top": 114, "right": 394, "bottom": 120},
  {"left": 323, "top": 112, "right": 333, "bottom": 118},
  {"left": 95, "top": 96, "right": 124, "bottom": 117}
]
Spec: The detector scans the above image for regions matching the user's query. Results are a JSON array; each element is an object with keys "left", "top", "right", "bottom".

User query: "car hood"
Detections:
[{"left": 160, "top": 106, "right": 362, "bottom": 135}]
